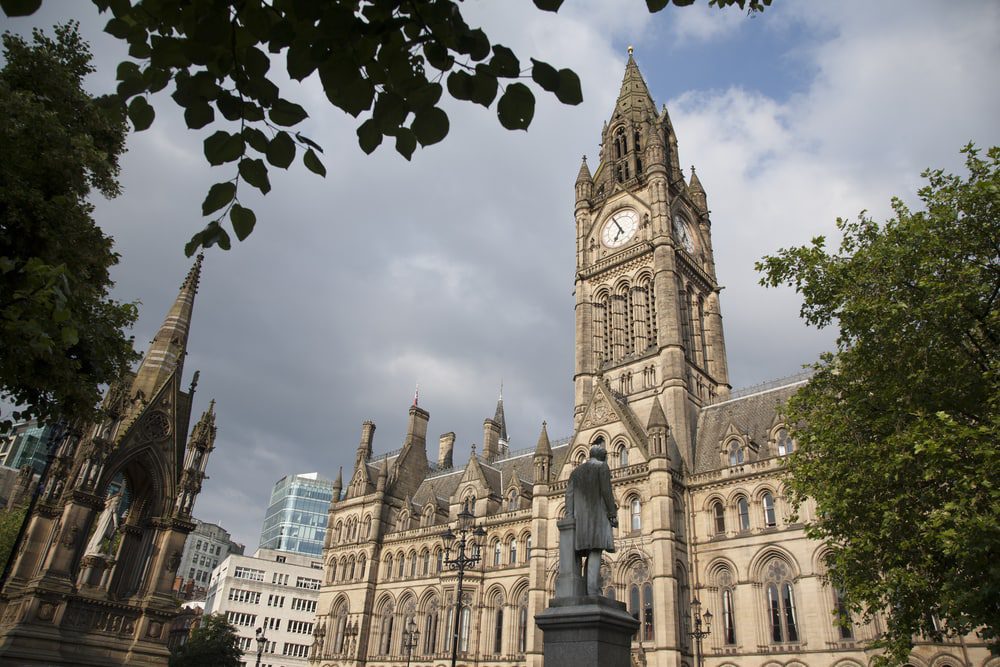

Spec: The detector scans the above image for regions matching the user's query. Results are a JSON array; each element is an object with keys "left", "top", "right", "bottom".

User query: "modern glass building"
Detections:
[
  {"left": 0, "top": 420, "right": 56, "bottom": 474},
  {"left": 258, "top": 472, "right": 335, "bottom": 556}
]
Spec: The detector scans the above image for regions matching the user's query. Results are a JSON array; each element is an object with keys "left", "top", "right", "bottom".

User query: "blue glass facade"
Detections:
[
  {"left": 258, "top": 473, "right": 335, "bottom": 556},
  {"left": 1, "top": 421, "right": 55, "bottom": 474}
]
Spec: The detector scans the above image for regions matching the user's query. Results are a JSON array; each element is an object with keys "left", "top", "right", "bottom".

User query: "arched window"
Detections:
[
  {"left": 421, "top": 549, "right": 430, "bottom": 576},
  {"left": 435, "top": 548, "right": 443, "bottom": 573},
  {"left": 722, "top": 586, "right": 737, "bottom": 645},
  {"left": 833, "top": 588, "right": 854, "bottom": 639},
  {"left": 630, "top": 498, "right": 642, "bottom": 532},
  {"left": 762, "top": 492, "right": 777, "bottom": 528},
  {"left": 776, "top": 428, "right": 795, "bottom": 456},
  {"left": 423, "top": 601, "right": 440, "bottom": 654},
  {"left": 329, "top": 558, "right": 338, "bottom": 583},
  {"left": 363, "top": 515, "right": 372, "bottom": 538},
  {"left": 332, "top": 602, "right": 349, "bottom": 653},
  {"left": 764, "top": 560, "right": 799, "bottom": 643},
  {"left": 642, "top": 582, "right": 654, "bottom": 641},
  {"left": 335, "top": 521, "right": 343, "bottom": 542},
  {"left": 737, "top": 496, "right": 750, "bottom": 531},
  {"left": 614, "top": 127, "right": 626, "bottom": 160},
  {"left": 618, "top": 444, "right": 629, "bottom": 468},
  {"left": 459, "top": 605, "right": 472, "bottom": 653},
  {"left": 379, "top": 608, "right": 395, "bottom": 655},
  {"left": 408, "top": 551, "right": 417, "bottom": 578},
  {"left": 508, "top": 490, "right": 519, "bottom": 511},
  {"left": 712, "top": 501, "right": 726, "bottom": 535},
  {"left": 492, "top": 598, "right": 505, "bottom": 654},
  {"left": 493, "top": 540, "right": 502, "bottom": 566},
  {"left": 516, "top": 591, "right": 529, "bottom": 654},
  {"left": 358, "top": 554, "right": 366, "bottom": 579},
  {"left": 575, "top": 450, "right": 586, "bottom": 465},
  {"left": 509, "top": 537, "right": 518, "bottom": 565},
  {"left": 397, "top": 553, "right": 405, "bottom": 578},
  {"left": 593, "top": 292, "right": 609, "bottom": 366},
  {"left": 348, "top": 556, "right": 356, "bottom": 580},
  {"left": 728, "top": 441, "right": 744, "bottom": 465},
  {"left": 384, "top": 555, "right": 393, "bottom": 579},
  {"left": 525, "top": 534, "right": 532, "bottom": 561}
]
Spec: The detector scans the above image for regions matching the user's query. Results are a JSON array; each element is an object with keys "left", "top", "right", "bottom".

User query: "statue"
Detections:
[
  {"left": 565, "top": 445, "right": 618, "bottom": 595},
  {"left": 84, "top": 491, "right": 123, "bottom": 556}
]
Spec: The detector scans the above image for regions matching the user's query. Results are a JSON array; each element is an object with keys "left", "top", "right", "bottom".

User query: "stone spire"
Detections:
[
  {"left": 533, "top": 421, "right": 552, "bottom": 484},
  {"left": 614, "top": 46, "right": 656, "bottom": 119},
  {"left": 575, "top": 155, "right": 593, "bottom": 203},
  {"left": 689, "top": 165, "right": 707, "bottom": 212},
  {"left": 131, "top": 254, "right": 203, "bottom": 401},
  {"left": 332, "top": 466, "right": 343, "bottom": 502},
  {"left": 646, "top": 397, "right": 669, "bottom": 459},
  {"left": 494, "top": 384, "right": 508, "bottom": 445}
]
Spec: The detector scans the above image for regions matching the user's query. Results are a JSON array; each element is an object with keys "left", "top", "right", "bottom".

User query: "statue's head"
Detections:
[{"left": 589, "top": 444, "right": 607, "bottom": 461}]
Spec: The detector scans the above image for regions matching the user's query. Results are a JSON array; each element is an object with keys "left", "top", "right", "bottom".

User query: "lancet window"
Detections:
[{"left": 593, "top": 276, "right": 657, "bottom": 368}]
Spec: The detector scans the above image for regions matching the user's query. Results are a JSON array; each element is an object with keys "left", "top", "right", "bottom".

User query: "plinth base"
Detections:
[{"left": 535, "top": 595, "right": 639, "bottom": 667}]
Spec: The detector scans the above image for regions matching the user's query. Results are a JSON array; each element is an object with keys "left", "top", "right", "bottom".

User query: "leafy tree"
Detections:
[
  {"left": 3, "top": 0, "right": 770, "bottom": 254},
  {"left": 169, "top": 613, "right": 243, "bottom": 667},
  {"left": 0, "top": 23, "right": 139, "bottom": 429},
  {"left": 757, "top": 145, "right": 999, "bottom": 664},
  {"left": 0, "top": 505, "right": 27, "bottom": 573}
]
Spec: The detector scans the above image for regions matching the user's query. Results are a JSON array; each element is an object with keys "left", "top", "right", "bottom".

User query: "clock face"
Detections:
[
  {"left": 601, "top": 209, "right": 639, "bottom": 248},
  {"left": 673, "top": 214, "right": 694, "bottom": 253}
]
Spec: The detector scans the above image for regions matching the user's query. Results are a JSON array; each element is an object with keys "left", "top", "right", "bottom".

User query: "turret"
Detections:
[
  {"left": 357, "top": 420, "right": 375, "bottom": 463},
  {"left": 533, "top": 421, "right": 552, "bottom": 484},
  {"left": 176, "top": 399, "right": 216, "bottom": 517},
  {"left": 482, "top": 418, "right": 501, "bottom": 462},
  {"left": 689, "top": 165, "right": 707, "bottom": 213},
  {"left": 331, "top": 466, "right": 343, "bottom": 502},
  {"left": 646, "top": 397, "right": 669, "bottom": 460},
  {"left": 575, "top": 155, "right": 593, "bottom": 205}
]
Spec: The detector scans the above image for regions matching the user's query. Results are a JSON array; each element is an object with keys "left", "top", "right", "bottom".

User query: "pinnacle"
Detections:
[
  {"left": 576, "top": 155, "right": 593, "bottom": 183},
  {"left": 689, "top": 165, "right": 705, "bottom": 193},
  {"left": 535, "top": 421, "right": 552, "bottom": 456},
  {"left": 647, "top": 396, "right": 668, "bottom": 429}
]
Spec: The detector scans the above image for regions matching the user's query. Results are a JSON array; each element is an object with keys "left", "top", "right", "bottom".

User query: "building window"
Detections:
[
  {"left": 717, "top": 568, "right": 737, "bottom": 646},
  {"left": 508, "top": 538, "right": 517, "bottom": 565},
  {"left": 642, "top": 582, "right": 654, "bottom": 641},
  {"left": 834, "top": 588, "right": 854, "bottom": 639},
  {"left": 435, "top": 548, "right": 443, "bottom": 573},
  {"left": 776, "top": 427, "right": 794, "bottom": 456},
  {"left": 618, "top": 445, "right": 629, "bottom": 468},
  {"left": 728, "top": 441, "right": 744, "bottom": 465},
  {"left": 762, "top": 492, "right": 777, "bottom": 528},
  {"left": 508, "top": 491, "right": 518, "bottom": 511},
  {"left": 737, "top": 496, "right": 750, "bottom": 531},
  {"left": 379, "top": 611, "right": 394, "bottom": 655},
  {"left": 712, "top": 501, "right": 725, "bottom": 535},
  {"left": 409, "top": 552, "right": 417, "bottom": 578},
  {"left": 493, "top": 604, "right": 504, "bottom": 654},
  {"left": 525, "top": 534, "right": 532, "bottom": 561},
  {"left": 493, "top": 540, "right": 502, "bottom": 566},
  {"left": 397, "top": 554, "right": 405, "bottom": 578},
  {"left": 385, "top": 555, "right": 393, "bottom": 579},
  {"left": 765, "top": 560, "right": 799, "bottom": 643},
  {"left": 459, "top": 606, "right": 471, "bottom": 653},
  {"left": 424, "top": 602, "right": 439, "bottom": 654},
  {"left": 422, "top": 550, "right": 430, "bottom": 576},
  {"left": 630, "top": 498, "right": 642, "bottom": 532}
]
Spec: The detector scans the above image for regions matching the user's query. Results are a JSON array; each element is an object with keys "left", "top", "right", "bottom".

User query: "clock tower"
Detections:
[{"left": 573, "top": 49, "right": 730, "bottom": 468}]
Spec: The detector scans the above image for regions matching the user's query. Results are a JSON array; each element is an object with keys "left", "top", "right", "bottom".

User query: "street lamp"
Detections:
[
  {"left": 254, "top": 626, "right": 267, "bottom": 667},
  {"left": 403, "top": 616, "right": 421, "bottom": 667},
  {"left": 442, "top": 502, "right": 486, "bottom": 667},
  {"left": 688, "top": 597, "right": 713, "bottom": 667}
]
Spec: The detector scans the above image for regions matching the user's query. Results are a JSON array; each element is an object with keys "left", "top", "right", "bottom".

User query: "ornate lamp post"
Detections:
[
  {"left": 688, "top": 597, "right": 713, "bottom": 667},
  {"left": 403, "top": 616, "right": 421, "bottom": 667},
  {"left": 254, "top": 626, "right": 268, "bottom": 667},
  {"left": 442, "top": 502, "right": 486, "bottom": 667}
]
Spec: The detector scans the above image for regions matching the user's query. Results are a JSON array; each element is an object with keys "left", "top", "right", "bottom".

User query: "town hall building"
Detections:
[{"left": 308, "top": 53, "right": 992, "bottom": 667}]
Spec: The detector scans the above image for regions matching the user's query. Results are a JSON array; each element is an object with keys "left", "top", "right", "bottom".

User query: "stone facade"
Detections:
[
  {"left": 308, "top": 54, "right": 993, "bottom": 667},
  {"left": 173, "top": 518, "right": 245, "bottom": 600},
  {"left": 0, "top": 256, "right": 217, "bottom": 666}
]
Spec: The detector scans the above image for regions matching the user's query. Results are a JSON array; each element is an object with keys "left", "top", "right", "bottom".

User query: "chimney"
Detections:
[
  {"left": 438, "top": 432, "right": 455, "bottom": 469},
  {"left": 482, "top": 418, "right": 501, "bottom": 462}
]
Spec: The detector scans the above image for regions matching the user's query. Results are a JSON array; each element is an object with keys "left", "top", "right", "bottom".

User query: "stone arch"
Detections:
[
  {"left": 929, "top": 654, "right": 965, "bottom": 667},
  {"left": 374, "top": 592, "right": 395, "bottom": 614},
  {"left": 749, "top": 546, "right": 801, "bottom": 581},
  {"left": 705, "top": 556, "right": 740, "bottom": 583},
  {"left": 831, "top": 660, "right": 863, "bottom": 667}
]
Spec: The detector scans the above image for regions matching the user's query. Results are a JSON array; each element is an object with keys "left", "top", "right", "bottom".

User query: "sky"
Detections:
[{"left": 4, "top": 0, "right": 998, "bottom": 550}]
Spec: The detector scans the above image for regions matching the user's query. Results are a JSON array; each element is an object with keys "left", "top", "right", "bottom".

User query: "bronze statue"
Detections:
[{"left": 565, "top": 445, "right": 618, "bottom": 595}]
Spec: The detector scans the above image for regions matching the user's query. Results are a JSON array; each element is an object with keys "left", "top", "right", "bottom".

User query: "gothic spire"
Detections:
[
  {"left": 332, "top": 466, "right": 343, "bottom": 501},
  {"left": 494, "top": 384, "right": 508, "bottom": 444},
  {"left": 614, "top": 46, "right": 656, "bottom": 119},
  {"left": 132, "top": 254, "right": 204, "bottom": 400},
  {"left": 646, "top": 396, "right": 668, "bottom": 430},
  {"left": 576, "top": 155, "right": 593, "bottom": 184},
  {"left": 689, "top": 165, "right": 708, "bottom": 211},
  {"left": 534, "top": 421, "right": 552, "bottom": 457}
]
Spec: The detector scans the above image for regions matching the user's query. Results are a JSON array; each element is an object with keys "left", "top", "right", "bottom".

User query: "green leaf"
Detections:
[
  {"left": 201, "top": 182, "right": 237, "bottom": 216},
  {"left": 646, "top": 0, "right": 670, "bottom": 10},
  {"left": 230, "top": 204, "right": 257, "bottom": 241},
  {"left": 239, "top": 158, "right": 271, "bottom": 194},
  {"left": 530, "top": 58, "right": 560, "bottom": 92},
  {"left": 116, "top": 61, "right": 140, "bottom": 82},
  {"left": 532, "top": 0, "right": 564, "bottom": 10},
  {"left": 411, "top": 107, "right": 449, "bottom": 146},
  {"left": 357, "top": 119, "right": 383, "bottom": 155},
  {"left": 266, "top": 131, "right": 296, "bottom": 168},
  {"left": 295, "top": 132, "right": 323, "bottom": 152},
  {"left": 555, "top": 68, "right": 583, "bottom": 105},
  {"left": 304, "top": 148, "right": 326, "bottom": 177},
  {"left": 0, "top": 0, "right": 42, "bottom": 16},
  {"left": 486, "top": 44, "right": 520, "bottom": 78},
  {"left": 269, "top": 98, "right": 308, "bottom": 126},
  {"left": 184, "top": 102, "right": 214, "bottom": 129},
  {"left": 423, "top": 42, "right": 455, "bottom": 71},
  {"left": 127, "top": 96, "right": 155, "bottom": 131},
  {"left": 497, "top": 83, "right": 534, "bottom": 131},
  {"left": 395, "top": 129, "right": 416, "bottom": 161},
  {"left": 447, "top": 70, "right": 475, "bottom": 102},
  {"left": 61, "top": 326, "right": 79, "bottom": 347},
  {"left": 286, "top": 41, "right": 317, "bottom": 80},
  {"left": 204, "top": 131, "right": 245, "bottom": 166},
  {"left": 467, "top": 70, "right": 499, "bottom": 107},
  {"left": 406, "top": 83, "right": 443, "bottom": 111},
  {"left": 243, "top": 127, "right": 269, "bottom": 153}
]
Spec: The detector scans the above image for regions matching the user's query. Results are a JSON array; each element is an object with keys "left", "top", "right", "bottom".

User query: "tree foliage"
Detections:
[
  {"left": 0, "top": 23, "right": 139, "bottom": 429},
  {"left": 757, "top": 145, "right": 1000, "bottom": 664},
  {"left": 0, "top": 505, "right": 27, "bottom": 573},
  {"left": 3, "top": 0, "right": 770, "bottom": 254},
  {"left": 169, "top": 613, "right": 243, "bottom": 667}
]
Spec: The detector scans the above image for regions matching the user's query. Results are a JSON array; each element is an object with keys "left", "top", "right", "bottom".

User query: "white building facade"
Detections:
[{"left": 205, "top": 548, "right": 324, "bottom": 667}]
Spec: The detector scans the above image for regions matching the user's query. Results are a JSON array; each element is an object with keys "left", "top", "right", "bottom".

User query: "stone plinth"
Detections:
[{"left": 535, "top": 595, "right": 639, "bottom": 667}]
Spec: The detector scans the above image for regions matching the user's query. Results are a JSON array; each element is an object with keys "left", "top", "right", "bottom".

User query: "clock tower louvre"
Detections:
[{"left": 573, "top": 50, "right": 730, "bottom": 467}]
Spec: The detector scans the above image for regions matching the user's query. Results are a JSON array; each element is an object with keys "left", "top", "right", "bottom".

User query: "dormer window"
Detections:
[
  {"left": 776, "top": 428, "right": 795, "bottom": 456},
  {"left": 728, "top": 441, "right": 745, "bottom": 466}
]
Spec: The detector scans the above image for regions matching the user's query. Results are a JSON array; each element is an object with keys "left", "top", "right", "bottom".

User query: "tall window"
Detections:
[
  {"left": 722, "top": 587, "right": 737, "bottom": 644},
  {"left": 765, "top": 560, "right": 799, "bottom": 643},
  {"left": 385, "top": 555, "right": 393, "bottom": 579},
  {"left": 379, "top": 609, "right": 394, "bottom": 655},
  {"left": 493, "top": 601, "right": 504, "bottom": 654},
  {"left": 517, "top": 592, "right": 529, "bottom": 654},
  {"left": 776, "top": 428, "right": 795, "bottom": 456},
  {"left": 494, "top": 540, "right": 502, "bottom": 566},
  {"left": 509, "top": 538, "right": 518, "bottom": 565},
  {"left": 833, "top": 588, "right": 854, "bottom": 639},
  {"left": 712, "top": 501, "right": 726, "bottom": 534},
  {"left": 421, "top": 550, "right": 430, "bottom": 576},
  {"left": 333, "top": 604, "right": 348, "bottom": 653},
  {"left": 459, "top": 605, "right": 472, "bottom": 653},
  {"left": 618, "top": 445, "right": 629, "bottom": 468},
  {"left": 397, "top": 553, "right": 405, "bottom": 578},
  {"left": 642, "top": 582, "right": 654, "bottom": 641},
  {"left": 409, "top": 552, "right": 417, "bottom": 578},
  {"left": 728, "top": 441, "right": 744, "bottom": 465},
  {"left": 525, "top": 534, "right": 532, "bottom": 561},
  {"left": 424, "top": 602, "right": 439, "bottom": 654},
  {"left": 630, "top": 498, "right": 642, "bottom": 532},
  {"left": 435, "top": 548, "right": 443, "bottom": 573},
  {"left": 737, "top": 496, "right": 750, "bottom": 531},
  {"left": 762, "top": 492, "right": 777, "bottom": 528}
]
